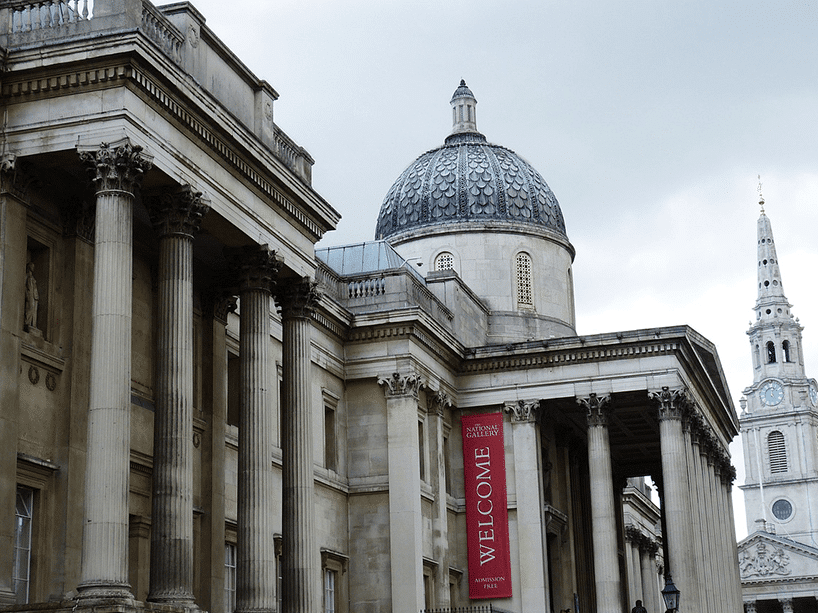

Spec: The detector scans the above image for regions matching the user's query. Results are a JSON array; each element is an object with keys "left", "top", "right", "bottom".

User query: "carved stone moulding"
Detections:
[
  {"left": 577, "top": 392, "right": 611, "bottom": 427},
  {"left": 378, "top": 371, "right": 423, "bottom": 399},
  {"left": 77, "top": 138, "right": 154, "bottom": 195}
]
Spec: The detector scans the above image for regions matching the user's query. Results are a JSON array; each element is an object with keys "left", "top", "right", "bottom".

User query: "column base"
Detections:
[
  {"left": 146, "top": 593, "right": 197, "bottom": 610},
  {"left": 75, "top": 582, "right": 135, "bottom": 608},
  {"left": 0, "top": 597, "right": 207, "bottom": 613}
]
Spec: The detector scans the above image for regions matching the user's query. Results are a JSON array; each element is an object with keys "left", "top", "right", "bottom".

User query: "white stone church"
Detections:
[
  {"left": 0, "top": 1, "right": 743, "bottom": 612},
  {"left": 737, "top": 201, "right": 818, "bottom": 613}
]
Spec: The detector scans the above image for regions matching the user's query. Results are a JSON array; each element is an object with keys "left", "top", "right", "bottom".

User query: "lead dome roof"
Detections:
[{"left": 375, "top": 81, "right": 567, "bottom": 241}]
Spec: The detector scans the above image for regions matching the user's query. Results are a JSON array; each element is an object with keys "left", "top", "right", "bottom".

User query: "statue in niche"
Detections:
[{"left": 24, "top": 261, "right": 39, "bottom": 331}]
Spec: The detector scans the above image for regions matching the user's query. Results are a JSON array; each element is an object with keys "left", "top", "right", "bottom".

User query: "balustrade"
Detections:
[{"left": 6, "top": 0, "right": 90, "bottom": 33}]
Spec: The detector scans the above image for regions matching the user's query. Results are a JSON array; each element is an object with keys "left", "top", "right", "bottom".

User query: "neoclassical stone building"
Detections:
[
  {"left": 737, "top": 198, "right": 818, "bottom": 613},
  {"left": 0, "top": 2, "right": 742, "bottom": 613}
]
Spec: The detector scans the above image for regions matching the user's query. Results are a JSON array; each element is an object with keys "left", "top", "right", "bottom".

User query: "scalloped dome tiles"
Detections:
[{"left": 375, "top": 81, "right": 567, "bottom": 241}]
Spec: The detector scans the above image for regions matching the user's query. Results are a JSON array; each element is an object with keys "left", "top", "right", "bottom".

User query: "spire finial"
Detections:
[{"left": 758, "top": 175, "right": 765, "bottom": 214}]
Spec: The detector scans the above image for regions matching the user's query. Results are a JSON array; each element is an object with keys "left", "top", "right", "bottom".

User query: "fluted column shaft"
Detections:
[
  {"left": 379, "top": 371, "right": 425, "bottom": 613},
  {"left": 77, "top": 141, "right": 152, "bottom": 601},
  {"left": 147, "top": 187, "right": 209, "bottom": 604},
  {"left": 724, "top": 474, "right": 744, "bottom": 611},
  {"left": 639, "top": 545, "right": 657, "bottom": 613},
  {"left": 709, "top": 458, "right": 728, "bottom": 613},
  {"left": 623, "top": 529, "right": 640, "bottom": 606},
  {"left": 681, "top": 419, "right": 703, "bottom": 613},
  {"left": 505, "top": 400, "right": 549, "bottom": 613},
  {"left": 279, "top": 280, "right": 321, "bottom": 613},
  {"left": 652, "top": 387, "right": 699, "bottom": 612},
  {"left": 691, "top": 432, "right": 714, "bottom": 613},
  {"left": 579, "top": 394, "right": 621, "bottom": 613},
  {"left": 428, "top": 391, "right": 452, "bottom": 608},
  {"left": 227, "top": 246, "right": 280, "bottom": 613}
]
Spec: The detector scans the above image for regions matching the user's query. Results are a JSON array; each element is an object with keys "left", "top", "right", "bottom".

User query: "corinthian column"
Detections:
[
  {"left": 577, "top": 393, "right": 621, "bottom": 613},
  {"left": 146, "top": 186, "right": 209, "bottom": 605},
  {"left": 226, "top": 245, "right": 281, "bottom": 613},
  {"left": 504, "top": 400, "right": 549, "bottom": 613},
  {"left": 277, "top": 278, "right": 321, "bottom": 613},
  {"left": 76, "top": 140, "right": 153, "bottom": 602},
  {"left": 379, "top": 371, "right": 425, "bottom": 613},
  {"left": 650, "top": 386, "right": 700, "bottom": 612}
]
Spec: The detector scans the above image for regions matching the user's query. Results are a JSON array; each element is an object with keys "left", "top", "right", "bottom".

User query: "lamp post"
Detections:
[{"left": 661, "top": 574, "right": 680, "bottom": 612}]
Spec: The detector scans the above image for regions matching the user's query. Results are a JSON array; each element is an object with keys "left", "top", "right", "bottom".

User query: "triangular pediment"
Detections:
[{"left": 738, "top": 531, "right": 818, "bottom": 583}]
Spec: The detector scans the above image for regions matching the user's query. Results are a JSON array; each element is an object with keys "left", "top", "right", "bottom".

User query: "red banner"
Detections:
[{"left": 461, "top": 412, "right": 512, "bottom": 600}]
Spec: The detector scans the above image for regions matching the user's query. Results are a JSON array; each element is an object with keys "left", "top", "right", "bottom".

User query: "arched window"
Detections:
[
  {"left": 782, "top": 340, "right": 791, "bottom": 362},
  {"left": 767, "top": 341, "right": 777, "bottom": 364},
  {"left": 516, "top": 252, "right": 533, "bottom": 306},
  {"left": 768, "top": 431, "right": 788, "bottom": 473},
  {"left": 435, "top": 252, "right": 454, "bottom": 271}
]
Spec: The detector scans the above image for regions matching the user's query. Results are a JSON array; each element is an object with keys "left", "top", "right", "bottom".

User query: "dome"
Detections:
[{"left": 375, "top": 81, "right": 567, "bottom": 241}]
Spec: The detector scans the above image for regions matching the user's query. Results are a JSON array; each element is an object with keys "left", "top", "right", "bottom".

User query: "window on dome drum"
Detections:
[
  {"left": 14, "top": 486, "right": 34, "bottom": 604},
  {"left": 782, "top": 340, "right": 791, "bottom": 362},
  {"left": 516, "top": 253, "right": 533, "bottom": 306},
  {"left": 767, "top": 341, "right": 776, "bottom": 364},
  {"left": 768, "top": 431, "right": 788, "bottom": 473},
  {"left": 435, "top": 252, "right": 454, "bottom": 271}
]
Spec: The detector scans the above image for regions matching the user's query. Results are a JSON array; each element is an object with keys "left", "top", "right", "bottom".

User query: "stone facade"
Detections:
[
  {"left": 0, "top": 3, "right": 742, "bottom": 613},
  {"left": 738, "top": 198, "right": 818, "bottom": 613}
]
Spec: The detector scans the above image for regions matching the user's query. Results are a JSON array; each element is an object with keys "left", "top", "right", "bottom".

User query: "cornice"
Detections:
[
  {"left": 462, "top": 338, "right": 680, "bottom": 374},
  {"left": 1, "top": 55, "right": 333, "bottom": 241},
  {"left": 126, "top": 64, "right": 328, "bottom": 239},
  {"left": 346, "top": 320, "right": 462, "bottom": 367}
]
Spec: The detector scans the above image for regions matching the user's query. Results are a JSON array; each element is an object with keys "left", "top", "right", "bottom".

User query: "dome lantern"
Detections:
[{"left": 450, "top": 79, "right": 478, "bottom": 136}]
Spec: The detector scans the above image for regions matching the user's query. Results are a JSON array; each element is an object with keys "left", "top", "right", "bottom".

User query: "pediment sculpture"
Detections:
[{"left": 739, "top": 542, "right": 792, "bottom": 578}]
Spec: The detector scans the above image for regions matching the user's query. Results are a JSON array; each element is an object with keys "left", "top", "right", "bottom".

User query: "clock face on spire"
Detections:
[
  {"left": 809, "top": 383, "right": 818, "bottom": 406},
  {"left": 760, "top": 381, "right": 784, "bottom": 406}
]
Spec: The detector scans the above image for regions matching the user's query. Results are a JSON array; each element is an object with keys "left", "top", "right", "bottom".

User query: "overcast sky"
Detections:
[{"left": 181, "top": 0, "right": 818, "bottom": 539}]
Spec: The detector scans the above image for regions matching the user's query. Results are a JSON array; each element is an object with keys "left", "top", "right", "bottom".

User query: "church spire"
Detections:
[
  {"left": 748, "top": 189, "right": 804, "bottom": 382},
  {"left": 755, "top": 199, "right": 788, "bottom": 316}
]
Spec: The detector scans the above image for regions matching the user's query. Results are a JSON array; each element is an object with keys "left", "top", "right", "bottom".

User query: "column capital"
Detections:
[
  {"left": 276, "top": 277, "right": 322, "bottom": 319},
  {"left": 147, "top": 185, "right": 210, "bottom": 240},
  {"left": 0, "top": 151, "right": 36, "bottom": 199},
  {"left": 624, "top": 525, "right": 641, "bottom": 543},
  {"left": 78, "top": 139, "right": 153, "bottom": 194},
  {"left": 426, "top": 389, "right": 453, "bottom": 416},
  {"left": 61, "top": 199, "right": 95, "bottom": 242},
  {"left": 779, "top": 597, "right": 794, "bottom": 613},
  {"left": 204, "top": 291, "right": 238, "bottom": 325},
  {"left": 577, "top": 393, "right": 611, "bottom": 426},
  {"left": 378, "top": 371, "right": 423, "bottom": 399},
  {"left": 224, "top": 244, "right": 282, "bottom": 293},
  {"left": 649, "top": 386, "right": 689, "bottom": 420},
  {"left": 504, "top": 399, "right": 540, "bottom": 423}
]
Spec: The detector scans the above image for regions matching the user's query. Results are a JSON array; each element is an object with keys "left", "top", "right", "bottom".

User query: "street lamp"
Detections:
[{"left": 661, "top": 574, "right": 680, "bottom": 612}]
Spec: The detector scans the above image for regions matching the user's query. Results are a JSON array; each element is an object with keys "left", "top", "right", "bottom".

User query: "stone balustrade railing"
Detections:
[
  {"left": 274, "top": 126, "right": 313, "bottom": 183},
  {"left": 2, "top": 0, "right": 90, "bottom": 34},
  {"left": 0, "top": 0, "right": 315, "bottom": 187},
  {"left": 141, "top": 0, "right": 183, "bottom": 64},
  {"left": 316, "top": 261, "right": 454, "bottom": 324},
  {"left": 348, "top": 276, "right": 386, "bottom": 299}
]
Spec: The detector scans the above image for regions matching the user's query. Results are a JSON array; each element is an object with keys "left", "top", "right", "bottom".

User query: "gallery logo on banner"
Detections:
[{"left": 461, "top": 412, "right": 512, "bottom": 600}]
